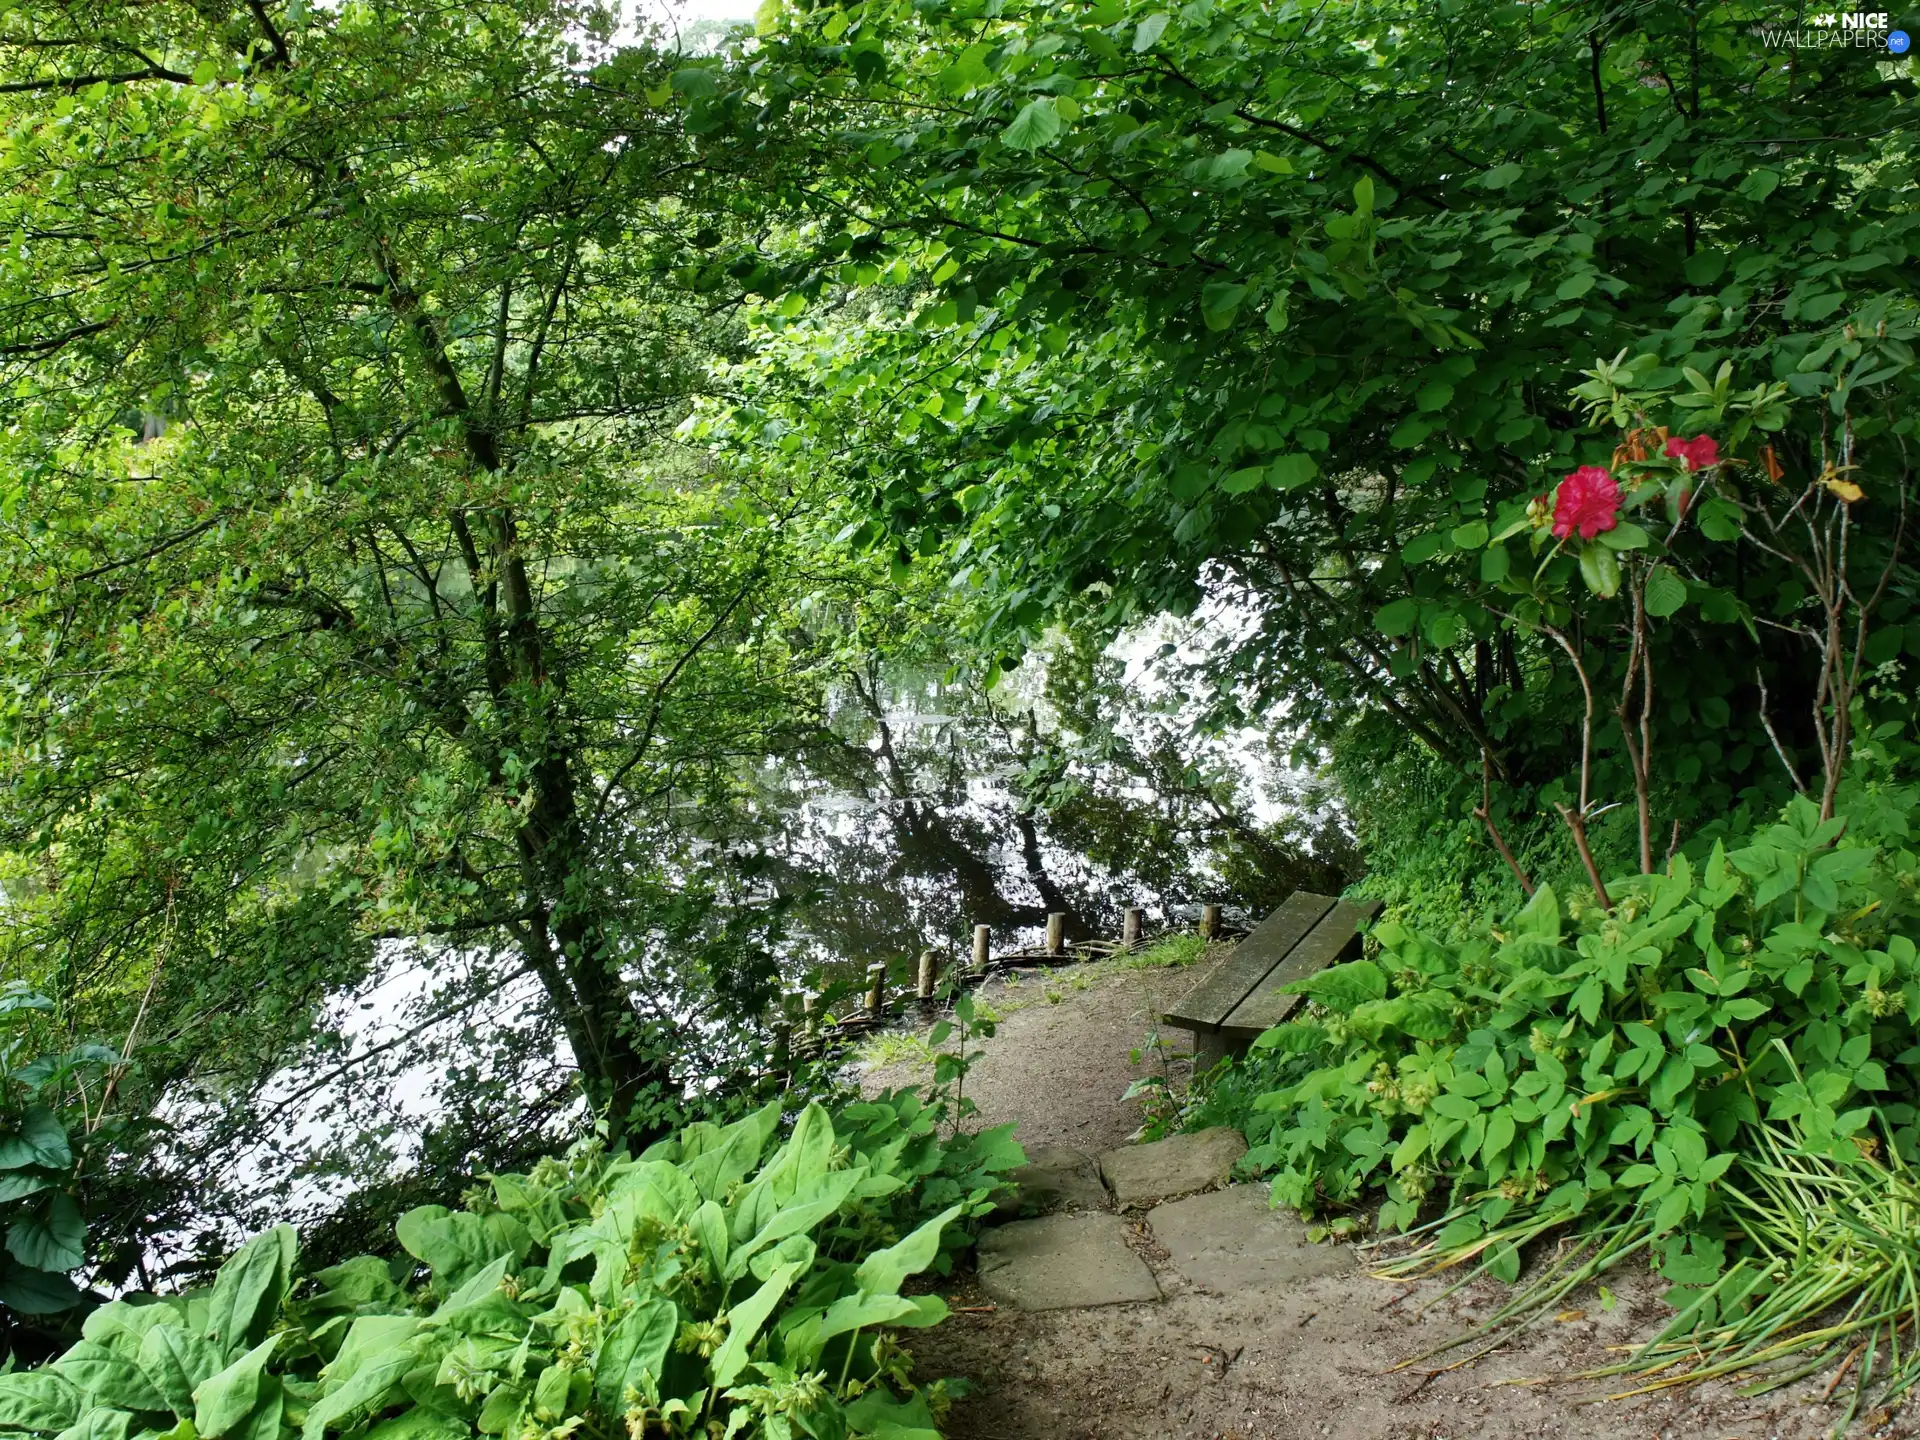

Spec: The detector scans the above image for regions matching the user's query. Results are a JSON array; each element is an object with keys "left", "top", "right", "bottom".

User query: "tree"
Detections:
[
  {"left": 0, "top": 0, "right": 838, "bottom": 1192},
  {"left": 720, "top": 0, "right": 1919, "bottom": 869}
]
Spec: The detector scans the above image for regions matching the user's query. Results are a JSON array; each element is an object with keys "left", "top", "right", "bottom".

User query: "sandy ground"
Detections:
[{"left": 858, "top": 953, "right": 1910, "bottom": 1440}]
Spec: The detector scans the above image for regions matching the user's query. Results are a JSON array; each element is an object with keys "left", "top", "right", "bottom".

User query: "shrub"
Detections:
[
  {"left": 1203, "top": 772, "right": 1920, "bottom": 1411},
  {"left": 0, "top": 1093, "right": 1021, "bottom": 1440}
]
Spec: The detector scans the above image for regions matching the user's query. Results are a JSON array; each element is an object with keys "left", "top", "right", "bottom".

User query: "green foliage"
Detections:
[
  {"left": 0, "top": 985, "right": 136, "bottom": 1351},
  {"left": 701, "top": 0, "right": 1920, "bottom": 896},
  {"left": 1222, "top": 777, "right": 1920, "bottom": 1253},
  {"left": 0, "top": 1098, "right": 1021, "bottom": 1440}
]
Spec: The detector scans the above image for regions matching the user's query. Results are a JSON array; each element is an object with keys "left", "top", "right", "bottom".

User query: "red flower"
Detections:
[
  {"left": 1552, "top": 466, "right": 1621, "bottom": 540},
  {"left": 1664, "top": 434, "right": 1720, "bottom": 472}
]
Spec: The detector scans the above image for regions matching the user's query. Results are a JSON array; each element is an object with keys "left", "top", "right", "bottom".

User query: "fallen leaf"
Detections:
[
  {"left": 1555, "top": 1308, "right": 1586, "bottom": 1323},
  {"left": 1760, "top": 445, "right": 1785, "bottom": 482},
  {"left": 1825, "top": 475, "right": 1865, "bottom": 504}
]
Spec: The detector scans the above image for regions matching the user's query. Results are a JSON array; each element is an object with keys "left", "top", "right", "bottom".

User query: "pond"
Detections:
[{"left": 158, "top": 613, "right": 1357, "bottom": 1269}]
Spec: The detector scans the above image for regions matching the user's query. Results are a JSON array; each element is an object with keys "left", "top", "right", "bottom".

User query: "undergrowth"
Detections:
[{"left": 1188, "top": 764, "right": 1920, "bottom": 1420}]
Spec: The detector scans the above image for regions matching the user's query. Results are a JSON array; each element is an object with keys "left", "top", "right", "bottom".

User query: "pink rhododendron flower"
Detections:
[
  {"left": 1664, "top": 434, "right": 1720, "bottom": 471},
  {"left": 1552, "top": 466, "right": 1621, "bottom": 540}
]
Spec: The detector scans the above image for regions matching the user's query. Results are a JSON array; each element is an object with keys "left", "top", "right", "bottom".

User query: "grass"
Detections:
[
  {"left": 1112, "top": 933, "right": 1209, "bottom": 972},
  {"left": 853, "top": 1029, "right": 936, "bottom": 1070}
]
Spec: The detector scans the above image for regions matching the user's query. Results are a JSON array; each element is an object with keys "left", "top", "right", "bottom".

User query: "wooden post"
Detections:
[
  {"left": 1122, "top": 906, "right": 1144, "bottom": 951},
  {"left": 971, "top": 923, "right": 991, "bottom": 977},
  {"left": 865, "top": 962, "right": 887, "bottom": 1018},
  {"left": 916, "top": 949, "right": 939, "bottom": 1000},
  {"left": 771, "top": 1016, "right": 792, "bottom": 1075},
  {"left": 1200, "top": 903, "right": 1222, "bottom": 940},
  {"left": 801, "top": 992, "right": 817, "bottom": 1037},
  {"left": 1045, "top": 912, "right": 1065, "bottom": 956}
]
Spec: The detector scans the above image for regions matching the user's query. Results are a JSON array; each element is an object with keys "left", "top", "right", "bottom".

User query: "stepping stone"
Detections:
[
  {"left": 1147, "top": 1183, "right": 1352, "bottom": 1292},
  {"left": 976, "top": 1213, "right": 1161, "bottom": 1310},
  {"left": 1097, "top": 1126, "right": 1247, "bottom": 1207},
  {"left": 994, "top": 1145, "right": 1110, "bottom": 1216}
]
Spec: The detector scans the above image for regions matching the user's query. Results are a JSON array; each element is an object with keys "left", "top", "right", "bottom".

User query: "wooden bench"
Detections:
[{"left": 1162, "top": 891, "right": 1381, "bottom": 1068}]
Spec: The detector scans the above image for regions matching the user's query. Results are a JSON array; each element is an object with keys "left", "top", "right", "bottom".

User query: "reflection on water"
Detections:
[{"left": 148, "top": 616, "right": 1357, "bottom": 1270}]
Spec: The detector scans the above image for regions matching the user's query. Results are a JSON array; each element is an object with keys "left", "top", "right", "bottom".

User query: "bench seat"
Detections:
[{"left": 1163, "top": 891, "right": 1380, "bottom": 1068}]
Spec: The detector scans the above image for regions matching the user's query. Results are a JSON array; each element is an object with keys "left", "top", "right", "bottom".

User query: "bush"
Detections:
[
  {"left": 1196, "top": 771, "right": 1920, "bottom": 1412},
  {"left": 0, "top": 1093, "right": 1022, "bottom": 1440}
]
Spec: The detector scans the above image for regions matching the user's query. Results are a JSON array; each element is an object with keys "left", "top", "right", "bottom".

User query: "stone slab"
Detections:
[
  {"left": 976, "top": 1213, "right": 1161, "bottom": 1310},
  {"left": 994, "top": 1145, "right": 1111, "bottom": 1217},
  {"left": 1098, "top": 1127, "right": 1247, "bottom": 1207},
  {"left": 1147, "top": 1183, "right": 1352, "bottom": 1292}
]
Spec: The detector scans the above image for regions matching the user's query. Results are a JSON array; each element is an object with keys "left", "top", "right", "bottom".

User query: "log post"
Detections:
[
  {"left": 1045, "top": 912, "right": 1065, "bottom": 956},
  {"left": 971, "top": 923, "right": 991, "bottom": 977},
  {"left": 770, "top": 1016, "right": 792, "bottom": 1076},
  {"left": 865, "top": 962, "right": 888, "bottom": 1018},
  {"left": 1199, "top": 903, "right": 1222, "bottom": 940},
  {"left": 801, "top": 991, "right": 817, "bottom": 1038},
  {"left": 1122, "top": 906, "right": 1144, "bottom": 951},
  {"left": 916, "top": 949, "right": 939, "bottom": 1001}
]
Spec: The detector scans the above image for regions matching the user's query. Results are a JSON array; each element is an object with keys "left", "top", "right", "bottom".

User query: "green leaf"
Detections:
[
  {"left": 0, "top": 1372, "right": 81, "bottom": 1432},
  {"left": 50, "top": 1341, "right": 168, "bottom": 1413},
  {"left": 1578, "top": 544, "right": 1622, "bottom": 598},
  {"left": 1284, "top": 959, "right": 1388, "bottom": 1010},
  {"left": 852, "top": 1204, "right": 965, "bottom": 1298},
  {"left": 593, "top": 1297, "right": 677, "bottom": 1416},
  {"left": 0, "top": 1173, "right": 53, "bottom": 1204},
  {"left": 1374, "top": 599, "right": 1417, "bottom": 637},
  {"left": 0, "top": 1260, "right": 82, "bottom": 1315},
  {"left": 1268, "top": 454, "right": 1318, "bottom": 490},
  {"left": 1480, "top": 162, "right": 1524, "bottom": 189},
  {"left": 1598, "top": 521, "right": 1649, "bottom": 550},
  {"left": 1416, "top": 381, "right": 1453, "bottom": 412},
  {"left": 1643, "top": 564, "right": 1686, "bottom": 617},
  {"left": 0, "top": 1108, "right": 73, "bottom": 1171},
  {"left": 138, "top": 1325, "right": 225, "bottom": 1415},
  {"left": 7, "top": 1193, "right": 84, "bottom": 1273},
  {"left": 709, "top": 1260, "right": 805, "bottom": 1388},
  {"left": 1451, "top": 521, "right": 1488, "bottom": 549},
  {"left": 193, "top": 1336, "right": 281, "bottom": 1440},
  {"left": 205, "top": 1226, "right": 296, "bottom": 1357},
  {"left": 1131, "top": 13, "right": 1169, "bottom": 50},
  {"left": 1001, "top": 99, "right": 1062, "bottom": 151},
  {"left": 1200, "top": 281, "right": 1248, "bottom": 331}
]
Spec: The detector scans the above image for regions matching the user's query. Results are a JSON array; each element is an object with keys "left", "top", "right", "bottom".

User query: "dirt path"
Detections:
[{"left": 859, "top": 953, "right": 1906, "bottom": 1440}]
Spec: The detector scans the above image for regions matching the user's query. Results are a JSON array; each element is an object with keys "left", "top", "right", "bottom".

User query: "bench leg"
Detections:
[{"left": 1193, "top": 1029, "right": 1230, "bottom": 1073}]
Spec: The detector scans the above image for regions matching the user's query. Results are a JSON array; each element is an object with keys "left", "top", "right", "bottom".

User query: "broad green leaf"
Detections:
[
  {"left": 1200, "top": 281, "right": 1248, "bottom": 331},
  {"left": 0, "top": 1109, "right": 73, "bottom": 1171},
  {"left": 1373, "top": 599, "right": 1418, "bottom": 637},
  {"left": 50, "top": 1341, "right": 167, "bottom": 1413},
  {"left": 851, "top": 1204, "right": 964, "bottom": 1298},
  {"left": 7, "top": 1193, "right": 84, "bottom": 1272},
  {"left": 593, "top": 1297, "right": 678, "bottom": 1416},
  {"left": 709, "top": 1261, "right": 805, "bottom": 1388},
  {"left": 139, "top": 1323, "right": 226, "bottom": 1415},
  {"left": 193, "top": 1336, "right": 281, "bottom": 1440},
  {"left": 1001, "top": 99, "right": 1061, "bottom": 151},
  {"left": 1643, "top": 564, "right": 1687, "bottom": 617},
  {"left": 1131, "top": 13, "right": 1169, "bottom": 51},
  {"left": 1268, "top": 454, "right": 1318, "bottom": 490},
  {"left": 0, "top": 1372, "right": 81, "bottom": 1432},
  {"left": 1578, "top": 543, "right": 1621, "bottom": 598},
  {"left": 205, "top": 1226, "right": 296, "bottom": 1357}
]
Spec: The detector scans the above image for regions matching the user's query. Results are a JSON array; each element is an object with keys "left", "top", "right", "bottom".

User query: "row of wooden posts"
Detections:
[{"left": 767, "top": 902, "right": 1224, "bottom": 1069}]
